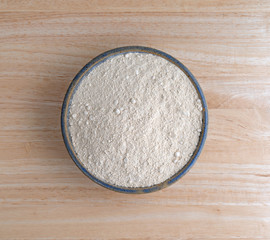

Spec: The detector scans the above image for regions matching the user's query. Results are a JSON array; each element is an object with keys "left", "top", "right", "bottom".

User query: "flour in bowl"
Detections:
[{"left": 68, "top": 52, "right": 203, "bottom": 187}]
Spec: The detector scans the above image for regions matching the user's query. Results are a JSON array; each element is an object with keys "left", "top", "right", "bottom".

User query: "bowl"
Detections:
[{"left": 61, "top": 46, "right": 208, "bottom": 194}]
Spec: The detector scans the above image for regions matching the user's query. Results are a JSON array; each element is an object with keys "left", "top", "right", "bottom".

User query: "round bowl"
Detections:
[{"left": 61, "top": 46, "right": 208, "bottom": 194}]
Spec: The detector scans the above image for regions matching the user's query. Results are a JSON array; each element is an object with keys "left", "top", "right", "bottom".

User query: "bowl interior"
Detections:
[{"left": 61, "top": 46, "right": 208, "bottom": 194}]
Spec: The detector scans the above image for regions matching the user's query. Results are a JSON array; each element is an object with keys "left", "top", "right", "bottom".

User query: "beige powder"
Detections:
[{"left": 69, "top": 52, "right": 203, "bottom": 187}]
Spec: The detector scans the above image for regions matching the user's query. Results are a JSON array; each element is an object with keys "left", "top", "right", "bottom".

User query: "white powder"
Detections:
[{"left": 69, "top": 52, "right": 203, "bottom": 188}]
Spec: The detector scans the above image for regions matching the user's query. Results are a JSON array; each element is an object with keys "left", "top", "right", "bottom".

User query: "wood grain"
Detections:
[
  {"left": 0, "top": 4, "right": 270, "bottom": 240},
  {"left": 1, "top": 0, "right": 270, "bottom": 13}
]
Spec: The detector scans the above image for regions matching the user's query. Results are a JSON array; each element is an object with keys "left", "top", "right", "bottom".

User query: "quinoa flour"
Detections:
[{"left": 69, "top": 52, "right": 203, "bottom": 188}]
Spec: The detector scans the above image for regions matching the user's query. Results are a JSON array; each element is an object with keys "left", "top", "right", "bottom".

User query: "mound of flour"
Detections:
[{"left": 69, "top": 52, "right": 203, "bottom": 187}]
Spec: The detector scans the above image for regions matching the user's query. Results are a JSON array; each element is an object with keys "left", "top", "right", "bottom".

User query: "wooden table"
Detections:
[{"left": 1, "top": 1, "right": 270, "bottom": 239}]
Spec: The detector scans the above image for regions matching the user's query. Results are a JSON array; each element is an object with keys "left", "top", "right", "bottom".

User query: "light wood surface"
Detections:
[{"left": 1, "top": 1, "right": 270, "bottom": 239}]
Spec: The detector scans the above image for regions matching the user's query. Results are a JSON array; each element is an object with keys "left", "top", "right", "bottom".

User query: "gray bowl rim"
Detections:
[{"left": 61, "top": 46, "right": 208, "bottom": 194}]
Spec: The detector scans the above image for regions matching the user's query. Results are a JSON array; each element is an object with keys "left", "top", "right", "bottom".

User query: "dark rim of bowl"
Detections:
[{"left": 61, "top": 46, "right": 208, "bottom": 194}]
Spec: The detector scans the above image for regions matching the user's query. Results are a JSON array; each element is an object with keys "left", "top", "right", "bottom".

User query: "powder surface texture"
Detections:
[{"left": 69, "top": 52, "right": 203, "bottom": 187}]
